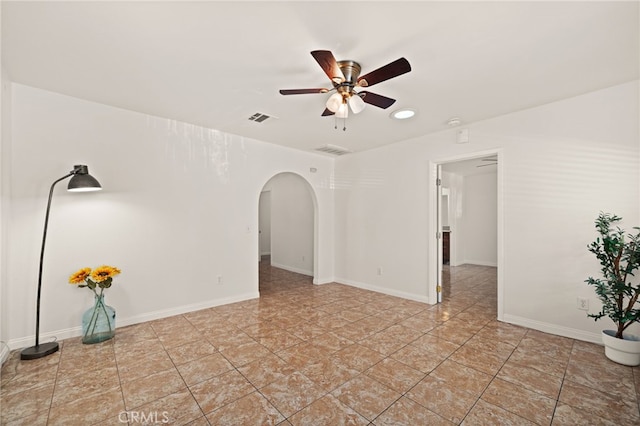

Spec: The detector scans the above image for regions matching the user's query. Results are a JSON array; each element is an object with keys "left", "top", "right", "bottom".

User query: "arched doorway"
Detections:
[{"left": 258, "top": 172, "right": 317, "bottom": 294}]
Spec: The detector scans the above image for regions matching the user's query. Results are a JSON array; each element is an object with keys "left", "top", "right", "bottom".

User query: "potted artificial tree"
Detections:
[{"left": 586, "top": 212, "right": 640, "bottom": 366}]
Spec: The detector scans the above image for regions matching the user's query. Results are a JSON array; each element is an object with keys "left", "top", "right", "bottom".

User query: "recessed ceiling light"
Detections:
[{"left": 391, "top": 108, "right": 416, "bottom": 120}]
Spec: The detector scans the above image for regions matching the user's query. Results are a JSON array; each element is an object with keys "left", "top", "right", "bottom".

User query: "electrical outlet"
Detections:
[
  {"left": 217, "top": 275, "right": 223, "bottom": 286},
  {"left": 577, "top": 297, "right": 589, "bottom": 311},
  {"left": 377, "top": 267, "right": 383, "bottom": 276}
]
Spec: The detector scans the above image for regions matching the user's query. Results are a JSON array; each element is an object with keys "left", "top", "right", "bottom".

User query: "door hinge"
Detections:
[
  {"left": 436, "top": 285, "right": 442, "bottom": 293},
  {"left": 436, "top": 178, "right": 442, "bottom": 186},
  {"left": 437, "top": 232, "right": 441, "bottom": 239}
]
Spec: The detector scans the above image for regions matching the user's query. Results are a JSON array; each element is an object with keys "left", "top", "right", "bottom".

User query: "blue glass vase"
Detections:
[{"left": 82, "top": 293, "right": 116, "bottom": 344}]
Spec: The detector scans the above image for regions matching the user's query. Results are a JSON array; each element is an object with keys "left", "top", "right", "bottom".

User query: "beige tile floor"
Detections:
[{"left": 2, "top": 260, "right": 640, "bottom": 425}]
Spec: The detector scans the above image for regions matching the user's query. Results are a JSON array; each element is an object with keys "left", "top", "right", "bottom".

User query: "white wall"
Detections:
[
  {"left": 0, "top": 1, "right": 11, "bottom": 363},
  {"left": 441, "top": 171, "right": 463, "bottom": 266},
  {"left": 441, "top": 170, "right": 497, "bottom": 267},
  {"left": 0, "top": 77, "right": 9, "bottom": 363},
  {"left": 266, "top": 173, "right": 314, "bottom": 276},
  {"left": 258, "top": 191, "right": 271, "bottom": 256},
  {"left": 461, "top": 172, "right": 497, "bottom": 266},
  {"left": 3, "top": 84, "right": 335, "bottom": 349},
  {"left": 333, "top": 151, "right": 431, "bottom": 302},
  {"left": 334, "top": 81, "right": 639, "bottom": 342}
]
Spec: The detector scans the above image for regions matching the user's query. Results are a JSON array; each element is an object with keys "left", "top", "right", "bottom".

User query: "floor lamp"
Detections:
[{"left": 20, "top": 165, "right": 102, "bottom": 360}]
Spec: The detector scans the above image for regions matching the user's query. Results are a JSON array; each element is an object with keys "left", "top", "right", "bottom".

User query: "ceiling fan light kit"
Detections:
[
  {"left": 348, "top": 94, "right": 366, "bottom": 114},
  {"left": 280, "top": 50, "right": 411, "bottom": 130},
  {"left": 335, "top": 103, "right": 349, "bottom": 119},
  {"left": 325, "top": 92, "right": 343, "bottom": 112}
]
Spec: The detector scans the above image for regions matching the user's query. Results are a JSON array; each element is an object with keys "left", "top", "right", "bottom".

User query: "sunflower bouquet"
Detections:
[
  {"left": 69, "top": 265, "right": 121, "bottom": 296},
  {"left": 70, "top": 265, "right": 121, "bottom": 344}
]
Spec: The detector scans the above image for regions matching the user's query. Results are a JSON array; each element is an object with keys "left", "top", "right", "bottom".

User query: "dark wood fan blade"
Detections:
[
  {"left": 357, "top": 57, "right": 411, "bottom": 87},
  {"left": 311, "top": 50, "right": 345, "bottom": 83},
  {"left": 321, "top": 108, "right": 335, "bottom": 116},
  {"left": 279, "top": 88, "right": 328, "bottom": 95},
  {"left": 360, "top": 91, "right": 396, "bottom": 109}
]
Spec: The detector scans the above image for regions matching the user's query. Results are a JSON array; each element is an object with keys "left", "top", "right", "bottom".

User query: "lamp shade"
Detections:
[
  {"left": 325, "top": 93, "right": 343, "bottom": 113},
  {"left": 335, "top": 103, "right": 349, "bottom": 118},
  {"left": 348, "top": 94, "right": 366, "bottom": 114},
  {"left": 68, "top": 165, "right": 102, "bottom": 192}
]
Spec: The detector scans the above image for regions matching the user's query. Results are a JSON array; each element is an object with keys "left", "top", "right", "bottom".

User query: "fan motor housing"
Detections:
[{"left": 336, "top": 60, "right": 361, "bottom": 85}]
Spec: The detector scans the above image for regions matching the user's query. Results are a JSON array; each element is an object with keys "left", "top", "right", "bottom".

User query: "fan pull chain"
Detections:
[{"left": 333, "top": 116, "right": 347, "bottom": 131}]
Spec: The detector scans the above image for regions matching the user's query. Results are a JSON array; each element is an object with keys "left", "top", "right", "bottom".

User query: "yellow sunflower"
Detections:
[
  {"left": 69, "top": 267, "right": 92, "bottom": 285},
  {"left": 90, "top": 265, "right": 121, "bottom": 283}
]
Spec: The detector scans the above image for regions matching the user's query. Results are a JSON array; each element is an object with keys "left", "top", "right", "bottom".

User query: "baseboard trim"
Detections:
[
  {"left": 502, "top": 314, "right": 602, "bottom": 345},
  {"left": 334, "top": 277, "right": 432, "bottom": 304},
  {"left": 461, "top": 260, "right": 498, "bottom": 267},
  {"left": 7, "top": 291, "right": 259, "bottom": 351},
  {"left": 313, "top": 277, "right": 335, "bottom": 285},
  {"left": 270, "top": 261, "right": 313, "bottom": 277}
]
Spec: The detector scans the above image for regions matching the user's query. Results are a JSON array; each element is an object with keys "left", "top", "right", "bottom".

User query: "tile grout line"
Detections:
[{"left": 463, "top": 327, "right": 528, "bottom": 425}]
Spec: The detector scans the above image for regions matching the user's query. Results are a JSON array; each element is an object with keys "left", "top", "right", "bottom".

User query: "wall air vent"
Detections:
[
  {"left": 248, "top": 112, "right": 272, "bottom": 123},
  {"left": 314, "top": 144, "right": 352, "bottom": 156}
]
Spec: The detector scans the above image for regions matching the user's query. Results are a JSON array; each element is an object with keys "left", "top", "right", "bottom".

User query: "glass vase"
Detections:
[{"left": 82, "top": 293, "right": 116, "bottom": 344}]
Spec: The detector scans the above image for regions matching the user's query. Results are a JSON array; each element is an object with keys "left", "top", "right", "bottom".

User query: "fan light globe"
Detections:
[
  {"left": 335, "top": 103, "right": 349, "bottom": 118},
  {"left": 348, "top": 94, "right": 365, "bottom": 114},
  {"left": 325, "top": 93, "right": 343, "bottom": 113}
]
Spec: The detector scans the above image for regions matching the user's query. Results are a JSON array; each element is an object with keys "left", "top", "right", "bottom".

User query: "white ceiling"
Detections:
[{"left": 3, "top": 1, "right": 638, "bottom": 155}]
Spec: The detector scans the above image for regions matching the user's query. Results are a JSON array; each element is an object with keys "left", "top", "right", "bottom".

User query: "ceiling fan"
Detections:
[
  {"left": 279, "top": 50, "right": 411, "bottom": 120},
  {"left": 477, "top": 156, "right": 498, "bottom": 168}
]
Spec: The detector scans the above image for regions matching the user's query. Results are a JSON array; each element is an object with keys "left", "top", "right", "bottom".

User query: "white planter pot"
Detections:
[{"left": 601, "top": 330, "right": 640, "bottom": 366}]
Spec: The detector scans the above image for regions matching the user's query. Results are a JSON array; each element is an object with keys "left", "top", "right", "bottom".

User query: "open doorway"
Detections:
[
  {"left": 258, "top": 173, "right": 316, "bottom": 295},
  {"left": 259, "top": 190, "right": 272, "bottom": 261},
  {"left": 431, "top": 150, "right": 503, "bottom": 320}
]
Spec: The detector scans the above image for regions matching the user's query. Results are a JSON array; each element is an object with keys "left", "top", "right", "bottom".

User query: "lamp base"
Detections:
[{"left": 20, "top": 342, "right": 59, "bottom": 360}]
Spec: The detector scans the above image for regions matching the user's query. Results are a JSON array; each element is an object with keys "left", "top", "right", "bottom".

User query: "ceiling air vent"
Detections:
[
  {"left": 314, "top": 144, "right": 352, "bottom": 156},
  {"left": 247, "top": 112, "right": 272, "bottom": 123}
]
